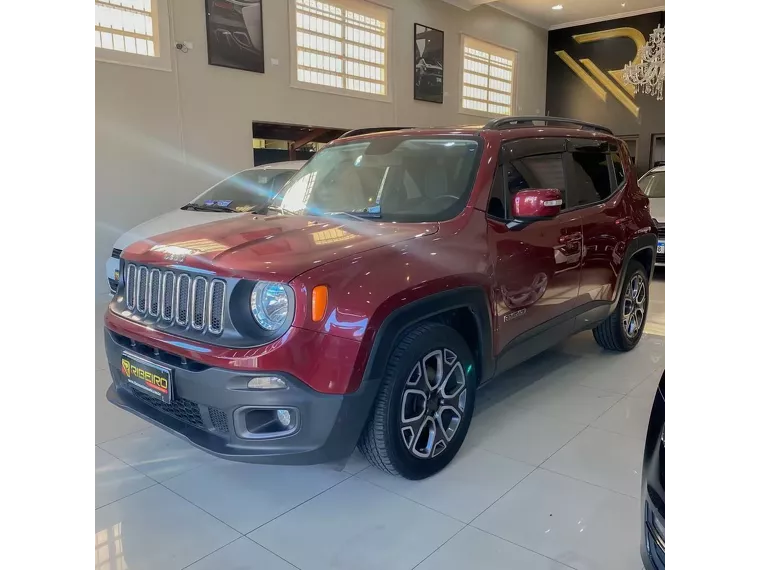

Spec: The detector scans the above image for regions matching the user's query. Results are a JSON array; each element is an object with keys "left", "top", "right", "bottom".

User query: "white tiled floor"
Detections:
[{"left": 95, "top": 272, "right": 664, "bottom": 570}]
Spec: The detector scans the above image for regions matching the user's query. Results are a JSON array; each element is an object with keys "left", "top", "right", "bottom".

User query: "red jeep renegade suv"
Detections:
[{"left": 104, "top": 117, "right": 658, "bottom": 480}]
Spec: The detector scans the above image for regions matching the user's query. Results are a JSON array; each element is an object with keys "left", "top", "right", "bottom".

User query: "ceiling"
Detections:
[{"left": 441, "top": 0, "right": 664, "bottom": 29}]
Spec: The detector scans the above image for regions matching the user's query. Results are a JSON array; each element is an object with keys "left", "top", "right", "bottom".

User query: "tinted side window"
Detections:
[
  {"left": 611, "top": 152, "right": 625, "bottom": 186},
  {"left": 506, "top": 153, "right": 567, "bottom": 211},
  {"left": 568, "top": 152, "right": 612, "bottom": 207},
  {"left": 487, "top": 164, "right": 506, "bottom": 218}
]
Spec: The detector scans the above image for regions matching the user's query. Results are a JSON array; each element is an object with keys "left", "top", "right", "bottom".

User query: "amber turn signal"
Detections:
[{"left": 311, "top": 285, "right": 328, "bottom": 321}]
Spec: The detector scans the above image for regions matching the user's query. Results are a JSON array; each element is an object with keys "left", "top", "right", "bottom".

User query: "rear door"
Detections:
[
  {"left": 564, "top": 138, "right": 629, "bottom": 307},
  {"left": 485, "top": 137, "right": 584, "bottom": 356}
]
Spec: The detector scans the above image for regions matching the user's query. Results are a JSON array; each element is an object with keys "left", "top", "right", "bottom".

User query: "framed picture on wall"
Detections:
[
  {"left": 205, "top": 0, "right": 265, "bottom": 73},
  {"left": 414, "top": 23, "right": 444, "bottom": 103}
]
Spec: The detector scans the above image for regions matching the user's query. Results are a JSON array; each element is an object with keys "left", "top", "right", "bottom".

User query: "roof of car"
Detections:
[
  {"left": 250, "top": 160, "right": 306, "bottom": 170},
  {"left": 334, "top": 125, "right": 617, "bottom": 144},
  {"left": 335, "top": 117, "right": 616, "bottom": 143},
  {"left": 645, "top": 166, "right": 665, "bottom": 174}
]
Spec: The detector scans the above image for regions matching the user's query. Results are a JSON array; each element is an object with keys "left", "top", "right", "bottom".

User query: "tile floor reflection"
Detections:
[{"left": 94, "top": 271, "right": 664, "bottom": 570}]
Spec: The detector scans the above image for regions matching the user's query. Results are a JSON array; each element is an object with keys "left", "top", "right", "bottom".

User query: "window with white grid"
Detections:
[
  {"left": 95, "top": 0, "right": 171, "bottom": 71},
  {"left": 292, "top": 0, "right": 390, "bottom": 99},
  {"left": 95, "top": 0, "right": 159, "bottom": 56},
  {"left": 461, "top": 36, "right": 516, "bottom": 117}
]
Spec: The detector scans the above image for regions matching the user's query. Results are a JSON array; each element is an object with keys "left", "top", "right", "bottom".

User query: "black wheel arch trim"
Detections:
[
  {"left": 613, "top": 232, "right": 657, "bottom": 309},
  {"left": 361, "top": 286, "right": 494, "bottom": 388}
]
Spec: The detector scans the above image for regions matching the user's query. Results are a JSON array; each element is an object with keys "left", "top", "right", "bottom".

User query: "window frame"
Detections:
[
  {"left": 491, "top": 137, "right": 567, "bottom": 221},
  {"left": 288, "top": 0, "right": 393, "bottom": 103},
  {"left": 491, "top": 135, "right": 630, "bottom": 220},
  {"left": 95, "top": 0, "right": 172, "bottom": 72},
  {"left": 459, "top": 34, "right": 518, "bottom": 119}
]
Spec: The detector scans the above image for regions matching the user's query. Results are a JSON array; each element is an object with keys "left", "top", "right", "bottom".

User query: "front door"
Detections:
[{"left": 485, "top": 137, "right": 583, "bottom": 358}]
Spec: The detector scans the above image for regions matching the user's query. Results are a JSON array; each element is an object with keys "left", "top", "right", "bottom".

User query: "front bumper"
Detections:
[{"left": 104, "top": 328, "right": 378, "bottom": 465}]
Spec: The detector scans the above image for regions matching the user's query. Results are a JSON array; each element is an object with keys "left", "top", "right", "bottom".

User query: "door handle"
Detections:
[{"left": 559, "top": 232, "right": 582, "bottom": 244}]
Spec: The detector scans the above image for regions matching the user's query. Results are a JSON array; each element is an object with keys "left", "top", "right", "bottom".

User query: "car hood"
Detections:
[
  {"left": 123, "top": 214, "right": 439, "bottom": 282},
  {"left": 113, "top": 209, "right": 244, "bottom": 251}
]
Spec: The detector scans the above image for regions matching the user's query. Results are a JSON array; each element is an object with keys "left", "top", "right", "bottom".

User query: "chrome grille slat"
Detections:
[
  {"left": 161, "top": 272, "right": 175, "bottom": 321},
  {"left": 125, "top": 264, "right": 137, "bottom": 309},
  {"left": 191, "top": 277, "right": 208, "bottom": 330},
  {"left": 137, "top": 267, "right": 148, "bottom": 313},
  {"left": 208, "top": 280, "right": 226, "bottom": 334},
  {"left": 123, "top": 265, "right": 224, "bottom": 334},
  {"left": 148, "top": 269, "right": 161, "bottom": 316},
  {"left": 176, "top": 274, "right": 191, "bottom": 326}
]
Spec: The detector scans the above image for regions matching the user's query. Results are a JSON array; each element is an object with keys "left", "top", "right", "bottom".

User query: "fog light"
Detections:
[
  {"left": 247, "top": 376, "right": 287, "bottom": 390},
  {"left": 276, "top": 409, "right": 292, "bottom": 427}
]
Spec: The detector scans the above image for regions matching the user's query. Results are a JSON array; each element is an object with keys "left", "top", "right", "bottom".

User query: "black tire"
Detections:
[
  {"left": 593, "top": 259, "right": 649, "bottom": 351},
  {"left": 358, "top": 322, "right": 477, "bottom": 479}
]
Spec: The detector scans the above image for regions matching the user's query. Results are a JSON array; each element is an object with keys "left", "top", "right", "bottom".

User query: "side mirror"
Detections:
[{"left": 512, "top": 188, "right": 563, "bottom": 219}]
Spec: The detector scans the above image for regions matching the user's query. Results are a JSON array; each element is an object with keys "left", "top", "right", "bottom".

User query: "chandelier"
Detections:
[{"left": 622, "top": 24, "right": 665, "bottom": 101}]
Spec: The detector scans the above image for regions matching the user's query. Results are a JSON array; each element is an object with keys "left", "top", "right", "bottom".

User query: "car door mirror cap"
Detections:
[{"left": 511, "top": 188, "right": 563, "bottom": 220}]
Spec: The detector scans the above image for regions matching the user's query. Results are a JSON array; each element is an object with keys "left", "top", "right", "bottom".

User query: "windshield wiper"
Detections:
[
  {"left": 265, "top": 205, "right": 299, "bottom": 216},
  {"left": 184, "top": 203, "right": 237, "bottom": 213},
  {"left": 328, "top": 210, "right": 383, "bottom": 220}
]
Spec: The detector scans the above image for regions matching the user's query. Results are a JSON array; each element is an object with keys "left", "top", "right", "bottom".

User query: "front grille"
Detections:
[
  {"left": 656, "top": 252, "right": 665, "bottom": 264},
  {"left": 124, "top": 264, "right": 225, "bottom": 333},
  {"left": 657, "top": 226, "right": 665, "bottom": 240}
]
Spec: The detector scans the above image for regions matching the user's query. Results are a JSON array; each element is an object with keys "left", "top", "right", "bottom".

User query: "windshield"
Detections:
[
  {"left": 639, "top": 170, "right": 665, "bottom": 198},
  {"left": 188, "top": 169, "right": 299, "bottom": 212},
  {"left": 270, "top": 136, "right": 481, "bottom": 222}
]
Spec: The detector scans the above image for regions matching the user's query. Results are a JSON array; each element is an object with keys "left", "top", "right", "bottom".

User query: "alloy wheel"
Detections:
[
  {"left": 399, "top": 349, "right": 467, "bottom": 459},
  {"left": 622, "top": 274, "right": 647, "bottom": 338}
]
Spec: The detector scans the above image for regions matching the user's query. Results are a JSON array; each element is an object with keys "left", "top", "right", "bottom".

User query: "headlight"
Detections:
[{"left": 250, "top": 281, "right": 290, "bottom": 331}]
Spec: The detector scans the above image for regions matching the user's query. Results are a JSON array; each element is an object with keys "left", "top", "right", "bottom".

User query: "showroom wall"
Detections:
[
  {"left": 95, "top": 0, "right": 548, "bottom": 296},
  {"left": 545, "top": 11, "right": 665, "bottom": 176}
]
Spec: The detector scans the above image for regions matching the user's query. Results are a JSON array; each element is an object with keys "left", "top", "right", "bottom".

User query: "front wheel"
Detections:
[
  {"left": 358, "top": 322, "right": 476, "bottom": 479},
  {"left": 593, "top": 259, "right": 649, "bottom": 351}
]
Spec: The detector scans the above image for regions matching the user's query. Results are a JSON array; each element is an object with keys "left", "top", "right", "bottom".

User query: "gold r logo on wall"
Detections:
[{"left": 555, "top": 27, "right": 646, "bottom": 118}]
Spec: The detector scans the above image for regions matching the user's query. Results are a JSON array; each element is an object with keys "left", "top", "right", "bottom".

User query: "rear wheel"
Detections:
[
  {"left": 358, "top": 322, "right": 476, "bottom": 479},
  {"left": 593, "top": 260, "right": 649, "bottom": 351}
]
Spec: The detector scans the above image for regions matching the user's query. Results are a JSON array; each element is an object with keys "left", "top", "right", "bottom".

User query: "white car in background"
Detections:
[
  {"left": 106, "top": 160, "right": 306, "bottom": 293},
  {"left": 639, "top": 164, "right": 665, "bottom": 266}
]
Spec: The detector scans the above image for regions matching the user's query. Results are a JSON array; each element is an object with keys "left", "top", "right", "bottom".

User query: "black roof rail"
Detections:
[
  {"left": 483, "top": 116, "right": 613, "bottom": 135},
  {"left": 339, "top": 127, "right": 411, "bottom": 138}
]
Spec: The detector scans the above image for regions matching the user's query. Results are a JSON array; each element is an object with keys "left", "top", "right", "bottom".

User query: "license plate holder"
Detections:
[
  {"left": 121, "top": 351, "right": 173, "bottom": 403},
  {"left": 657, "top": 241, "right": 665, "bottom": 254}
]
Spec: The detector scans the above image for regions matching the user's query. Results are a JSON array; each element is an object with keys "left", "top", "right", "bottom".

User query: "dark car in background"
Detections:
[{"left": 641, "top": 371, "right": 665, "bottom": 569}]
